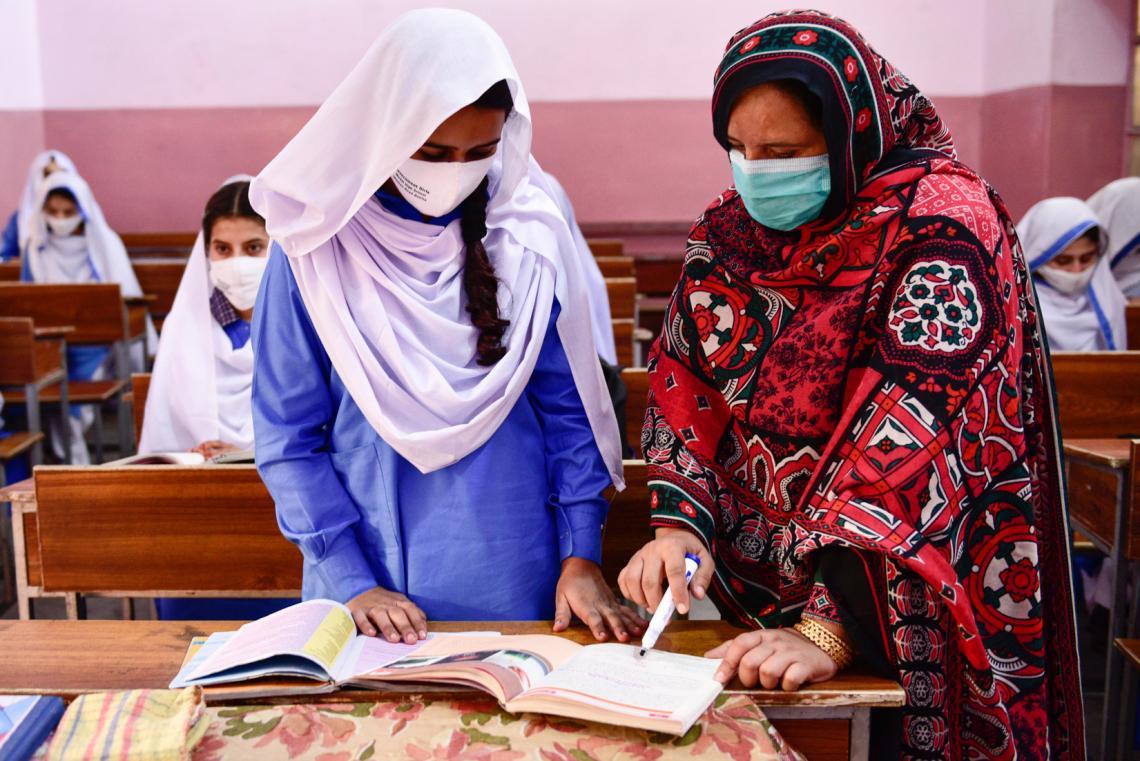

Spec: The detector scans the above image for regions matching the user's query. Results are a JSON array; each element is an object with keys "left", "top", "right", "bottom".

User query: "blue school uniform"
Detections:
[
  {"left": 1, "top": 212, "right": 18, "bottom": 261},
  {"left": 251, "top": 194, "right": 610, "bottom": 620}
]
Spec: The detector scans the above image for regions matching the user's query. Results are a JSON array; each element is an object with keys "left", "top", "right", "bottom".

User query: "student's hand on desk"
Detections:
[
  {"left": 706, "top": 627, "right": 839, "bottom": 691},
  {"left": 192, "top": 440, "right": 242, "bottom": 458},
  {"left": 553, "top": 557, "right": 648, "bottom": 643},
  {"left": 347, "top": 586, "right": 428, "bottom": 644},
  {"left": 617, "top": 527, "right": 715, "bottom": 615}
]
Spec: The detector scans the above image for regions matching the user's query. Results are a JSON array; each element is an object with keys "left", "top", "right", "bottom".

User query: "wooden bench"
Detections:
[
  {"left": 0, "top": 318, "right": 70, "bottom": 464},
  {"left": 0, "top": 433, "right": 43, "bottom": 607},
  {"left": 28, "top": 465, "right": 300, "bottom": 618},
  {"left": 0, "top": 464, "right": 300, "bottom": 619},
  {"left": 1051, "top": 351, "right": 1140, "bottom": 438},
  {"left": 0, "top": 283, "right": 146, "bottom": 458},
  {"left": 0, "top": 618, "right": 902, "bottom": 760},
  {"left": 611, "top": 318, "right": 635, "bottom": 367},
  {"left": 132, "top": 259, "right": 186, "bottom": 332},
  {"left": 621, "top": 367, "right": 649, "bottom": 457},
  {"left": 128, "top": 373, "right": 151, "bottom": 447},
  {"left": 601, "top": 459, "right": 650, "bottom": 587},
  {"left": 122, "top": 232, "right": 195, "bottom": 259},
  {"left": 585, "top": 238, "right": 623, "bottom": 258},
  {"left": 595, "top": 256, "right": 636, "bottom": 279},
  {"left": 0, "top": 261, "right": 20, "bottom": 281}
]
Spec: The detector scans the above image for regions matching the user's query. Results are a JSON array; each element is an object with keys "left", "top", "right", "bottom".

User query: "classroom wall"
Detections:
[
  {"left": 0, "top": 0, "right": 45, "bottom": 212},
  {"left": 1, "top": 0, "right": 1132, "bottom": 236}
]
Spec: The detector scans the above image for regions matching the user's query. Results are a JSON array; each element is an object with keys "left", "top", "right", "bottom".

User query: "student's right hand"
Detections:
[
  {"left": 617, "top": 527, "right": 715, "bottom": 615},
  {"left": 347, "top": 586, "right": 428, "bottom": 644}
]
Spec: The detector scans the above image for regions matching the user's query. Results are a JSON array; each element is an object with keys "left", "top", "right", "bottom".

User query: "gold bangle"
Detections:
[{"left": 792, "top": 619, "right": 854, "bottom": 670}]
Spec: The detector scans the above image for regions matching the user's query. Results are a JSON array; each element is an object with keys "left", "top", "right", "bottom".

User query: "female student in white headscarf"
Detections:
[
  {"left": 1088, "top": 176, "right": 1140, "bottom": 299},
  {"left": 20, "top": 169, "right": 152, "bottom": 463},
  {"left": 1016, "top": 196, "right": 1127, "bottom": 351},
  {"left": 250, "top": 9, "right": 643, "bottom": 644},
  {"left": 1, "top": 150, "right": 77, "bottom": 262},
  {"left": 139, "top": 177, "right": 269, "bottom": 457}
]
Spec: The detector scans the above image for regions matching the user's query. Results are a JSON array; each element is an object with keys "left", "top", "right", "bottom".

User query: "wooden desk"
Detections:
[
  {"left": 1063, "top": 437, "right": 1139, "bottom": 760},
  {"left": 0, "top": 478, "right": 55, "bottom": 620},
  {"left": 0, "top": 619, "right": 903, "bottom": 761}
]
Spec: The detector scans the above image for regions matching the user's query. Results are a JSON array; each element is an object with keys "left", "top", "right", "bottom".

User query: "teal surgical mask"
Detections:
[{"left": 729, "top": 150, "right": 831, "bottom": 230}]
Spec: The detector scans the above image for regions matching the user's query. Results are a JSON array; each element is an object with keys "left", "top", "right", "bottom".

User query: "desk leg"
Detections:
[
  {"left": 64, "top": 592, "right": 86, "bottom": 620},
  {"left": 11, "top": 506, "right": 30, "bottom": 620},
  {"left": 1114, "top": 560, "right": 1140, "bottom": 759},
  {"left": 1101, "top": 468, "right": 1128, "bottom": 761},
  {"left": 849, "top": 708, "right": 870, "bottom": 761}
]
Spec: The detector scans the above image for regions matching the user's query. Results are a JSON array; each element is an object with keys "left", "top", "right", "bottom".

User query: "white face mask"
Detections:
[
  {"left": 210, "top": 255, "right": 268, "bottom": 311},
  {"left": 390, "top": 155, "right": 495, "bottom": 218},
  {"left": 46, "top": 214, "right": 82, "bottom": 237},
  {"left": 1037, "top": 263, "right": 1096, "bottom": 296}
]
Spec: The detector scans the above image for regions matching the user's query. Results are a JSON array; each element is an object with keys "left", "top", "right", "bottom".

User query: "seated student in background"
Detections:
[
  {"left": 21, "top": 170, "right": 153, "bottom": 464},
  {"left": 1088, "top": 176, "right": 1140, "bottom": 299},
  {"left": 139, "top": 176, "right": 267, "bottom": 458},
  {"left": 540, "top": 171, "right": 616, "bottom": 365},
  {"left": 250, "top": 9, "right": 642, "bottom": 643},
  {"left": 1, "top": 150, "right": 76, "bottom": 262},
  {"left": 1017, "top": 197, "right": 1126, "bottom": 351}
]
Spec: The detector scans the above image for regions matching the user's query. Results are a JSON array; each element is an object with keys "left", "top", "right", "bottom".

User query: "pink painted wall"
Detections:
[{"left": 1, "top": 0, "right": 1132, "bottom": 232}]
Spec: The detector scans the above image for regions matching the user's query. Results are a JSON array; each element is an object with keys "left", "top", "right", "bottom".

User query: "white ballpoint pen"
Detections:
[{"left": 639, "top": 553, "right": 701, "bottom": 656}]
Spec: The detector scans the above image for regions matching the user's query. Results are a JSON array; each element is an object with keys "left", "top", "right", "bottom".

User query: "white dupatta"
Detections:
[{"left": 250, "top": 9, "right": 622, "bottom": 484}]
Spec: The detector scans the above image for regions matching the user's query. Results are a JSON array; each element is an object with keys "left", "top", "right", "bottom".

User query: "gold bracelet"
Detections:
[{"left": 792, "top": 619, "right": 854, "bottom": 670}]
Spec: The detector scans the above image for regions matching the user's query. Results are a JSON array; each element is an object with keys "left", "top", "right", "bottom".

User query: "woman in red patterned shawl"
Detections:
[{"left": 618, "top": 10, "right": 1083, "bottom": 759}]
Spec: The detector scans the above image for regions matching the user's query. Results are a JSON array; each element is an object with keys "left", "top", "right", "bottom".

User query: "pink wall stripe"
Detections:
[{"left": 2, "top": 86, "right": 1126, "bottom": 236}]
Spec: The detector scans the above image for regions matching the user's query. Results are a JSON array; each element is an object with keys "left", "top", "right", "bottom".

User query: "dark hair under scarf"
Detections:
[{"left": 710, "top": 10, "right": 955, "bottom": 217}]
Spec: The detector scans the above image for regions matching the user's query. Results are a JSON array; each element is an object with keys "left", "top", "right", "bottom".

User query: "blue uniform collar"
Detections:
[{"left": 374, "top": 188, "right": 462, "bottom": 227}]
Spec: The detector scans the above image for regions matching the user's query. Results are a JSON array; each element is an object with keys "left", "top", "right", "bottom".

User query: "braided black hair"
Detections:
[{"left": 460, "top": 80, "right": 513, "bottom": 366}]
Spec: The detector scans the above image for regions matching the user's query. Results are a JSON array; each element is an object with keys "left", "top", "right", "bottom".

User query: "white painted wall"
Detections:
[{"left": 0, "top": 0, "right": 43, "bottom": 109}]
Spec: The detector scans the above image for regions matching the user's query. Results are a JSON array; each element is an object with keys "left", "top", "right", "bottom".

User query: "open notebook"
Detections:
[{"left": 170, "top": 599, "right": 723, "bottom": 735}]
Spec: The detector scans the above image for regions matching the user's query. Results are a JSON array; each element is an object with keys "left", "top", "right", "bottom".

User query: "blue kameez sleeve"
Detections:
[
  {"left": 1, "top": 212, "right": 19, "bottom": 262},
  {"left": 526, "top": 304, "right": 612, "bottom": 565},
  {"left": 252, "top": 246, "right": 378, "bottom": 602}
]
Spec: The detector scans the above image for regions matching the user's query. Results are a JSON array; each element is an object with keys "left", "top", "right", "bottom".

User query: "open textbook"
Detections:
[
  {"left": 170, "top": 599, "right": 723, "bottom": 735},
  {"left": 108, "top": 449, "right": 256, "bottom": 466}
]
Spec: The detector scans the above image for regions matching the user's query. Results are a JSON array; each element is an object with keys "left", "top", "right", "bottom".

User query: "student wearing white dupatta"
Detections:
[
  {"left": 250, "top": 9, "right": 639, "bottom": 642},
  {"left": 1, "top": 150, "right": 77, "bottom": 261},
  {"left": 139, "top": 176, "right": 260, "bottom": 455},
  {"left": 20, "top": 169, "right": 154, "bottom": 463},
  {"left": 1088, "top": 176, "right": 1140, "bottom": 299},
  {"left": 1017, "top": 196, "right": 1127, "bottom": 351}
]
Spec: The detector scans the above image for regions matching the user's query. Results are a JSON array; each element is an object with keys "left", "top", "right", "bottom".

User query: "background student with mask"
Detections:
[
  {"left": 1017, "top": 196, "right": 1126, "bottom": 352},
  {"left": 139, "top": 177, "right": 269, "bottom": 458},
  {"left": 249, "top": 9, "right": 643, "bottom": 643}
]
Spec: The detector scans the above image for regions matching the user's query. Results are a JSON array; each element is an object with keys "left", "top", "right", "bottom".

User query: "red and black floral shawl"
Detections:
[{"left": 644, "top": 11, "right": 1083, "bottom": 759}]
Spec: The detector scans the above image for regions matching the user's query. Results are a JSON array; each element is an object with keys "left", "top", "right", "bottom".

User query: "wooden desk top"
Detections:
[
  {"left": 0, "top": 476, "right": 34, "bottom": 505},
  {"left": 1116, "top": 638, "right": 1140, "bottom": 670},
  {"left": 1063, "top": 438, "right": 1132, "bottom": 469},
  {"left": 0, "top": 619, "right": 904, "bottom": 708}
]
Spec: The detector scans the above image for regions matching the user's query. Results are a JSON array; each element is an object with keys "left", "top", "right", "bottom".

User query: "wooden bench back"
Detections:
[
  {"left": 1051, "top": 351, "right": 1140, "bottom": 438},
  {"left": 0, "top": 262, "right": 21, "bottom": 281},
  {"left": 621, "top": 367, "right": 649, "bottom": 457},
  {"left": 33, "top": 466, "right": 301, "bottom": 594},
  {"left": 601, "top": 459, "right": 651, "bottom": 586},
  {"left": 612, "top": 319, "right": 634, "bottom": 367},
  {"left": 132, "top": 260, "right": 186, "bottom": 320},
  {"left": 0, "top": 318, "right": 39, "bottom": 385},
  {"left": 121, "top": 232, "right": 195, "bottom": 259},
  {"left": 1128, "top": 303, "right": 1140, "bottom": 351},
  {"left": 595, "top": 256, "right": 636, "bottom": 279},
  {"left": 605, "top": 277, "right": 638, "bottom": 321},
  {"left": 586, "top": 239, "right": 623, "bottom": 257},
  {"left": 131, "top": 373, "right": 151, "bottom": 446},
  {"left": 0, "top": 283, "right": 125, "bottom": 344}
]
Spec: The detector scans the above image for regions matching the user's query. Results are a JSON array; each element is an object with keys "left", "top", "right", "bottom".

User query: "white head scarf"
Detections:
[
  {"left": 16, "top": 150, "right": 77, "bottom": 250},
  {"left": 139, "top": 175, "right": 258, "bottom": 454},
  {"left": 250, "top": 9, "right": 622, "bottom": 484},
  {"left": 24, "top": 170, "right": 143, "bottom": 297},
  {"left": 539, "top": 171, "right": 617, "bottom": 365},
  {"left": 1017, "top": 197, "right": 1126, "bottom": 351},
  {"left": 1087, "top": 177, "right": 1140, "bottom": 298}
]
